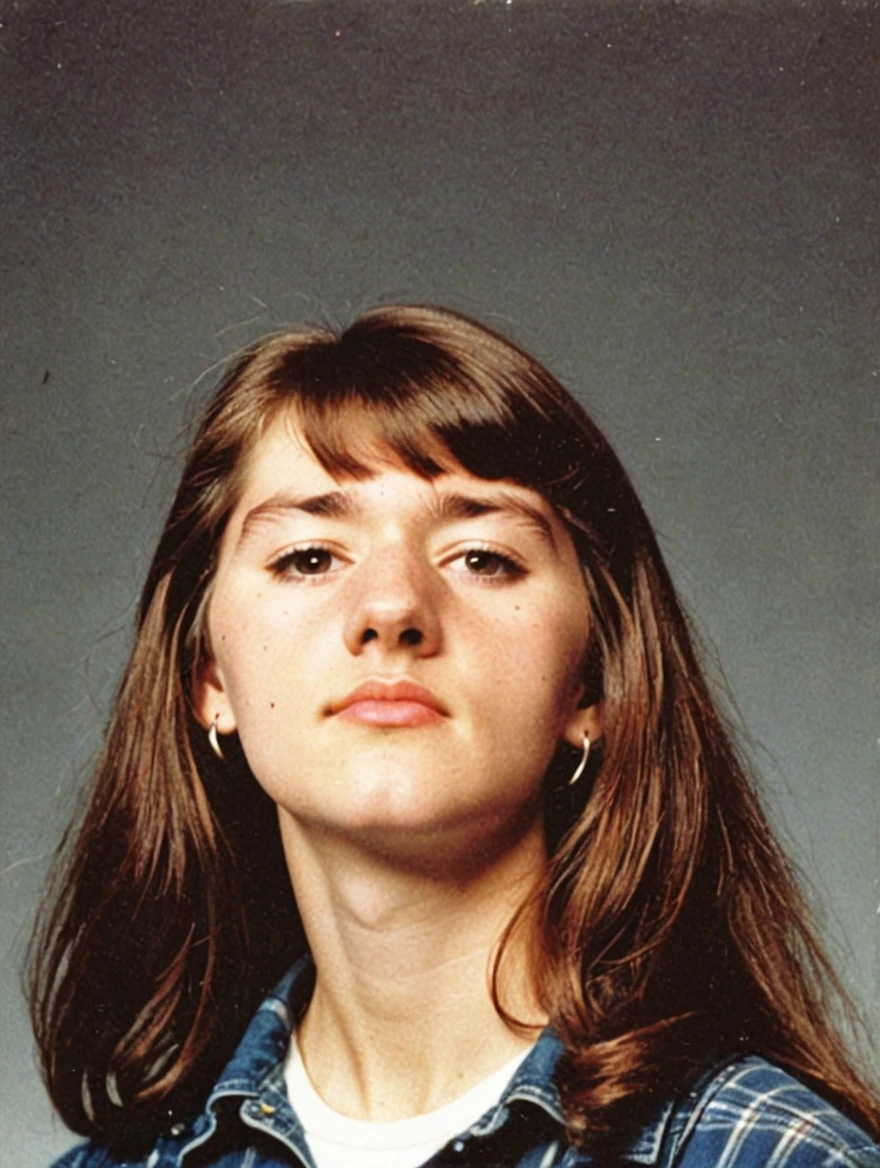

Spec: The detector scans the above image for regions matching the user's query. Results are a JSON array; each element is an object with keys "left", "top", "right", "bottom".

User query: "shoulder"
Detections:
[
  {"left": 667, "top": 1056, "right": 880, "bottom": 1168},
  {"left": 49, "top": 1146, "right": 94, "bottom": 1168},
  {"left": 48, "top": 1141, "right": 156, "bottom": 1168},
  {"left": 49, "top": 1146, "right": 98, "bottom": 1168}
]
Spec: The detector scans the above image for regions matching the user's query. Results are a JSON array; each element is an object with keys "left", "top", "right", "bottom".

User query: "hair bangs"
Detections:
[{"left": 270, "top": 318, "right": 590, "bottom": 500}]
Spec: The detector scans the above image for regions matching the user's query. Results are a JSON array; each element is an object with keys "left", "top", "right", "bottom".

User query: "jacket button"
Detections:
[{"left": 260, "top": 1102, "right": 277, "bottom": 1115}]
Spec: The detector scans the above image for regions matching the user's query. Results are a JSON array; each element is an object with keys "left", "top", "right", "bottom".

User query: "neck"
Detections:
[{"left": 279, "top": 814, "right": 548, "bottom": 1121}]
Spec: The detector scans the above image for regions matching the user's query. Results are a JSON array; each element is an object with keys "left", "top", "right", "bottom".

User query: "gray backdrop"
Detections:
[{"left": 1, "top": 1, "right": 878, "bottom": 1161}]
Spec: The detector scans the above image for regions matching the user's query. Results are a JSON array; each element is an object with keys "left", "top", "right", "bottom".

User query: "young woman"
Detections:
[{"left": 31, "top": 305, "right": 879, "bottom": 1168}]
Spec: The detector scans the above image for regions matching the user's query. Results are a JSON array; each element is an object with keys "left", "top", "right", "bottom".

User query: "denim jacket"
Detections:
[{"left": 52, "top": 959, "right": 880, "bottom": 1168}]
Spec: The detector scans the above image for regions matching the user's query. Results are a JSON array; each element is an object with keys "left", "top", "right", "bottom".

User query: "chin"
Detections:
[{"left": 337, "top": 793, "right": 544, "bottom": 877}]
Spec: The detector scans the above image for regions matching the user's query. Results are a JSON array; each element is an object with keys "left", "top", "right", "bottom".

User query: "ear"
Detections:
[
  {"left": 561, "top": 699, "right": 603, "bottom": 751},
  {"left": 191, "top": 652, "right": 237, "bottom": 735}
]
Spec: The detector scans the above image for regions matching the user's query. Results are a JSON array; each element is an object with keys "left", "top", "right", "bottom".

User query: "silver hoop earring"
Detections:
[
  {"left": 208, "top": 716, "right": 225, "bottom": 761},
  {"left": 568, "top": 733, "right": 590, "bottom": 786}
]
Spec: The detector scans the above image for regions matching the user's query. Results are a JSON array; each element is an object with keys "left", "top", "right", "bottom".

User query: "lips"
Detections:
[{"left": 331, "top": 679, "right": 448, "bottom": 727}]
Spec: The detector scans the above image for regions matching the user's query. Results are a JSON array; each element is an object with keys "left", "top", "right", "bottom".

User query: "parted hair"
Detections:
[{"left": 29, "top": 305, "right": 879, "bottom": 1150}]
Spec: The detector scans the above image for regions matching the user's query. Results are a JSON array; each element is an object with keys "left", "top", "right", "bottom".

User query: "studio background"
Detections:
[{"left": 1, "top": 1, "right": 878, "bottom": 1162}]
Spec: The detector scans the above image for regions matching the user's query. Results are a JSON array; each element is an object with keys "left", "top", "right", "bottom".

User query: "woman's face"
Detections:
[{"left": 197, "top": 412, "right": 600, "bottom": 869}]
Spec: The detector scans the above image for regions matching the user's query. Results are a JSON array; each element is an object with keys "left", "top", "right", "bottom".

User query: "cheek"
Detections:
[
  {"left": 212, "top": 624, "right": 308, "bottom": 797},
  {"left": 210, "top": 590, "right": 296, "bottom": 715},
  {"left": 526, "top": 589, "right": 590, "bottom": 672},
  {"left": 480, "top": 599, "right": 590, "bottom": 723}
]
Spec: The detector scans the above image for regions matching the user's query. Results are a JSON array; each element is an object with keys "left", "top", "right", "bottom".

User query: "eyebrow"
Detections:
[
  {"left": 237, "top": 491, "right": 354, "bottom": 548},
  {"left": 430, "top": 491, "right": 557, "bottom": 546},
  {"left": 237, "top": 487, "right": 557, "bottom": 548}
]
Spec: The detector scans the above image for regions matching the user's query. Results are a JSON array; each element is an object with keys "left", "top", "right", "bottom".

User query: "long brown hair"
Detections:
[{"left": 29, "top": 304, "right": 879, "bottom": 1149}]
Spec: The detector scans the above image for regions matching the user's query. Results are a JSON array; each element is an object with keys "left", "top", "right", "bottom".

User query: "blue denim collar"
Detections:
[{"left": 179, "top": 955, "right": 680, "bottom": 1166}]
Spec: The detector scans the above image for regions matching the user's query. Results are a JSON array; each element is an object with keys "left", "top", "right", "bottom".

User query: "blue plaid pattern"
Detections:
[
  {"left": 663, "top": 1058, "right": 880, "bottom": 1168},
  {"left": 51, "top": 961, "right": 880, "bottom": 1167}
]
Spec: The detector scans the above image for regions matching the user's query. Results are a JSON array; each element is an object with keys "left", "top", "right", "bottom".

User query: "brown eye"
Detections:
[
  {"left": 462, "top": 549, "right": 522, "bottom": 577},
  {"left": 276, "top": 547, "right": 335, "bottom": 576},
  {"left": 296, "top": 549, "right": 332, "bottom": 574}
]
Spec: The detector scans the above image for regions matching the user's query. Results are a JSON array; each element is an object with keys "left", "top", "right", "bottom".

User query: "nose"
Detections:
[{"left": 342, "top": 545, "right": 442, "bottom": 658}]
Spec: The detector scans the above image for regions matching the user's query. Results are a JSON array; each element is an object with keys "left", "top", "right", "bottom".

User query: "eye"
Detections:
[
  {"left": 456, "top": 548, "right": 525, "bottom": 578},
  {"left": 270, "top": 546, "right": 339, "bottom": 578}
]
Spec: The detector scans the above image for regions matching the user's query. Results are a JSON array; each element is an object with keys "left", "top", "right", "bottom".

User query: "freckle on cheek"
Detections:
[{"left": 270, "top": 702, "right": 275, "bottom": 709}]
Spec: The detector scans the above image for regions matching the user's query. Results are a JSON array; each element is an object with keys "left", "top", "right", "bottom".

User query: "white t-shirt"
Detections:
[{"left": 283, "top": 1038, "right": 534, "bottom": 1168}]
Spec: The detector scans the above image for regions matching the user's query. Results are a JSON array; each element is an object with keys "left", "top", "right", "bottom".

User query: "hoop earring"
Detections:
[
  {"left": 568, "top": 732, "right": 590, "bottom": 786},
  {"left": 208, "top": 716, "right": 225, "bottom": 761}
]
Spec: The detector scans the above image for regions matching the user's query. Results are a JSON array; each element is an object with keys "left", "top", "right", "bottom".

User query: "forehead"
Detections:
[
  {"left": 228, "top": 411, "right": 566, "bottom": 542},
  {"left": 236, "top": 410, "right": 444, "bottom": 499},
  {"left": 237, "top": 409, "right": 537, "bottom": 500}
]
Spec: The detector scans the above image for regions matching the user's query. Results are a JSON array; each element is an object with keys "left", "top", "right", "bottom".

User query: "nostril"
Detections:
[{"left": 356, "top": 625, "right": 426, "bottom": 649}]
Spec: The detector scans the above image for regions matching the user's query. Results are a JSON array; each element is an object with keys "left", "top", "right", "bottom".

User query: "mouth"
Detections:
[{"left": 330, "top": 679, "right": 448, "bottom": 727}]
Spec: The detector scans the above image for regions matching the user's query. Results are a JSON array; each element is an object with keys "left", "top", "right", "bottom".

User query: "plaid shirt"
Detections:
[
  {"left": 53, "top": 960, "right": 880, "bottom": 1168},
  {"left": 629, "top": 1058, "right": 880, "bottom": 1168}
]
